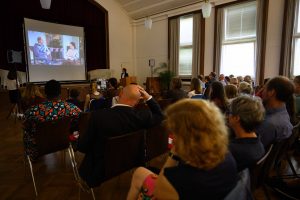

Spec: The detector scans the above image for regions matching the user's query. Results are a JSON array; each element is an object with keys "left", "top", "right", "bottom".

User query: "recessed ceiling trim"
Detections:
[{"left": 132, "top": 0, "right": 204, "bottom": 20}]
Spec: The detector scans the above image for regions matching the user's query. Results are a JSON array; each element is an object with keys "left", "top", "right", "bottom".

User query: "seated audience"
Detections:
[
  {"left": 256, "top": 76, "right": 294, "bottom": 148},
  {"left": 255, "top": 78, "right": 270, "bottom": 98},
  {"left": 230, "top": 77, "right": 239, "bottom": 87},
  {"left": 105, "top": 77, "right": 119, "bottom": 99},
  {"left": 167, "top": 77, "right": 187, "bottom": 102},
  {"left": 238, "top": 82, "right": 253, "bottom": 96},
  {"left": 77, "top": 85, "right": 163, "bottom": 187},
  {"left": 225, "top": 84, "right": 238, "bottom": 102},
  {"left": 228, "top": 96, "right": 265, "bottom": 171},
  {"left": 21, "top": 83, "right": 45, "bottom": 112},
  {"left": 188, "top": 77, "right": 202, "bottom": 98},
  {"left": 237, "top": 76, "right": 243, "bottom": 84},
  {"left": 84, "top": 81, "right": 102, "bottom": 112},
  {"left": 127, "top": 99, "right": 237, "bottom": 200},
  {"left": 197, "top": 74, "right": 206, "bottom": 93},
  {"left": 209, "top": 71, "right": 217, "bottom": 83},
  {"left": 23, "top": 80, "right": 82, "bottom": 161},
  {"left": 244, "top": 75, "right": 253, "bottom": 85},
  {"left": 219, "top": 74, "right": 227, "bottom": 86},
  {"left": 67, "top": 89, "right": 82, "bottom": 109},
  {"left": 209, "top": 81, "right": 229, "bottom": 113}
]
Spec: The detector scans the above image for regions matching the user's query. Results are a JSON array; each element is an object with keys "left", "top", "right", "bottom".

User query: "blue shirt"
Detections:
[
  {"left": 33, "top": 43, "right": 50, "bottom": 59},
  {"left": 256, "top": 105, "right": 292, "bottom": 148}
]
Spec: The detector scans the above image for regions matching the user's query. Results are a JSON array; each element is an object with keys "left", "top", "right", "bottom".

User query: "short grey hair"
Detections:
[{"left": 230, "top": 96, "right": 265, "bottom": 133}]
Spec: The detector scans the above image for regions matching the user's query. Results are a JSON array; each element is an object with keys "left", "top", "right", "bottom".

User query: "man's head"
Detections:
[
  {"left": 118, "top": 84, "right": 141, "bottom": 107},
  {"left": 45, "top": 79, "right": 61, "bottom": 99},
  {"left": 262, "top": 76, "right": 294, "bottom": 106},
  {"left": 37, "top": 37, "right": 43, "bottom": 44},
  {"left": 209, "top": 72, "right": 216, "bottom": 79},
  {"left": 219, "top": 74, "right": 225, "bottom": 81}
]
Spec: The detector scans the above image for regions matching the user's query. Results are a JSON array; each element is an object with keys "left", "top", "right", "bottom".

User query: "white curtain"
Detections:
[
  {"left": 214, "top": 8, "right": 224, "bottom": 76},
  {"left": 280, "top": 0, "right": 297, "bottom": 77},
  {"left": 192, "top": 13, "right": 202, "bottom": 76}
]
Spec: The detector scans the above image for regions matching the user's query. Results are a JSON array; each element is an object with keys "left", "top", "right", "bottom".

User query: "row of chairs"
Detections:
[
  {"left": 251, "top": 122, "right": 300, "bottom": 199},
  {"left": 24, "top": 114, "right": 169, "bottom": 199}
]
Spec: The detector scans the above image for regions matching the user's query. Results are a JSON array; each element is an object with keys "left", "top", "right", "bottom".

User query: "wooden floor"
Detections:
[{"left": 0, "top": 90, "right": 299, "bottom": 200}]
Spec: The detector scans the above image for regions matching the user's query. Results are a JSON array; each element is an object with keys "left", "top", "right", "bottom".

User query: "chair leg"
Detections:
[
  {"left": 91, "top": 188, "right": 96, "bottom": 200},
  {"left": 27, "top": 155, "right": 38, "bottom": 196},
  {"left": 68, "top": 145, "right": 80, "bottom": 181},
  {"left": 286, "top": 154, "right": 299, "bottom": 177},
  {"left": 6, "top": 104, "right": 16, "bottom": 119}
]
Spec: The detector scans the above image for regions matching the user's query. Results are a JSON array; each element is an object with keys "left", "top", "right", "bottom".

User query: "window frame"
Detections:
[
  {"left": 178, "top": 14, "right": 194, "bottom": 77},
  {"left": 291, "top": 0, "right": 300, "bottom": 77},
  {"left": 219, "top": 1, "right": 257, "bottom": 79},
  {"left": 168, "top": 10, "right": 205, "bottom": 80}
]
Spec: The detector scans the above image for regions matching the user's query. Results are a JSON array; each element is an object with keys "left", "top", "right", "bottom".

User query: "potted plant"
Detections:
[{"left": 153, "top": 62, "right": 175, "bottom": 94}]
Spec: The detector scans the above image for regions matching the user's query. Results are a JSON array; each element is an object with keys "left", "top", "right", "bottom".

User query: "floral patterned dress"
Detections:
[{"left": 23, "top": 100, "right": 81, "bottom": 160}]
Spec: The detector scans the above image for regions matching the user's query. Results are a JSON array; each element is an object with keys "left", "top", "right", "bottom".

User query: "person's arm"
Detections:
[
  {"left": 138, "top": 86, "right": 164, "bottom": 126},
  {"left": 153, "top": 147, "right": 179, "bottom": 199}
]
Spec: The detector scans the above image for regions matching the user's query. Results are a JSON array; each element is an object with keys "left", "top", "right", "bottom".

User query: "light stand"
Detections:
[{"left": 149, "top": 59, "right": 155, "bottom": 93}]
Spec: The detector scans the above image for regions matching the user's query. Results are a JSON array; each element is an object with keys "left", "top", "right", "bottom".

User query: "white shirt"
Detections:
[{"left": 6, "top": 79, "right": 18, "bottom": 90}]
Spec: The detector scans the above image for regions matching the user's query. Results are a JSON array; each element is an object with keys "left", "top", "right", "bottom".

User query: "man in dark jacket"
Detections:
[{"left": 77, "top": 84, "right": 163, "bottom": 187}]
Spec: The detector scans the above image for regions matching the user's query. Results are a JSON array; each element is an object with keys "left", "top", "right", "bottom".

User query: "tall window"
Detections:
[
  {"left": 292, "top": 0, "right": 300, "bottom": 76},
  {"left": 220, "top": 2, "right": 257, "bottom": 78},
  {"left": 179, "top": 15, "right": 193, "bottom": 76}
]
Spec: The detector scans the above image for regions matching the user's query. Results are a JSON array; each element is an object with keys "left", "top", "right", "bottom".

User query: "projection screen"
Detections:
[{"left": 24, "top": 18, "right": 86, "bottom": 82}]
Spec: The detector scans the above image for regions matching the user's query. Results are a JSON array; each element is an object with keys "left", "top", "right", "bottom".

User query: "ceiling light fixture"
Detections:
[
  {"left": 202, "top": 0, "right": 212, "bottom": 18},
  {"left": 40, "top": 0, "right": 52, "bottom": 9},
  {"left": 144, "top": 17, "right": 152, "bottom": 29}
]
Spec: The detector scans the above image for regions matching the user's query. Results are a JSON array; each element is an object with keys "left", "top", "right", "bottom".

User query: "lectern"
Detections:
[{"left": 120, "top": 76, "right": 137, "bottom": 87}]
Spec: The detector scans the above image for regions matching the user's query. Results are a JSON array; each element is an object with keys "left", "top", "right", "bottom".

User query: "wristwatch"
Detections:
[{"left": 168, "top": 151, "right": 181, "bottom": 162}]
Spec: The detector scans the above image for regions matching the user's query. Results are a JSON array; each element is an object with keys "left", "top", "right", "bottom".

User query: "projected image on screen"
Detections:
[
  {"left": 24, "top": 18, "right": 87, "bottom": 82},
  {"left": 28, "top": 31, "right": 83, "bottom": 66}
]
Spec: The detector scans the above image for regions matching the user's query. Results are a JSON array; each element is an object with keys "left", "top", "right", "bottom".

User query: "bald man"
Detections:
[{"left": 77, "top": 84, "right": 163, "bottom": 187}]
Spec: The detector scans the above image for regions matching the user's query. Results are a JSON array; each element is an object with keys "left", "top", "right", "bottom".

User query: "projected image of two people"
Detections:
[{"left": 28, "top": 31, "right": 82, "bottom": 65}]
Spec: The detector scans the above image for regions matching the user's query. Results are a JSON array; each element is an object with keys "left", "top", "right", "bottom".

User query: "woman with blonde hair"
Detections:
[
  {"left": 225, "top": 84, "right": 238, "bottom": 101},
  {"left": 83, "top": 81, "right": 102, "bottom": 111},
  {"left": 127, "top": 99, "right": 237, "bottom": 200}
]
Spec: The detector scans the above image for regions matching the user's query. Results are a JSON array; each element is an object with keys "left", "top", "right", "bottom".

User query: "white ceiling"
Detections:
[{"left": 115, "top": 0, "right": 206, "bottom": 20}]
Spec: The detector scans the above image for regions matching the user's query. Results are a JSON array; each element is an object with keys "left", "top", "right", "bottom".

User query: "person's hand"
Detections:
[{"left": 138, "top": 86, "right": 151, "bottom": 100}]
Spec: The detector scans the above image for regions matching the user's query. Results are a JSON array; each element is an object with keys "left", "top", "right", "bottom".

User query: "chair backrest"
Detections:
[
  {"left": 145, "top": 124, "right": 169, "bottom": 162},
  {"left": 158, "top": 98, "right": 173, "bottom": 111},
  {"left": 89, "top": 98, "right": 107, "bottom": 111},
  {"left": 191, "top": 94, "right": 204, "bottom": 99},
  {"left": 224, "top": 169, "right": 253, "bottom": 200},
  {"left": 103, "top": 129, "right": 146, "bottom": 180},
  {"left": 35, "top": 118, "right": 71, "bottom": 157},
  {"left": 78, "top": 112, "right": 91, "bottom": 139},
  {"left": 250, "top": 144, "right": 274, "bottom": 190}
]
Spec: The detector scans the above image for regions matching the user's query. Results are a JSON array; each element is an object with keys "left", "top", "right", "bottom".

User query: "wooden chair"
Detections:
[
  {"left": 103, "top": 130, "right": 146, "bottom": 180},
  {"left": 24, "top": 118, "right": 79, "bottom": 196},
  {"left": 78, "top": 112, "right": 92, "bottom": 139},
  {"left": 144, "top": 124, "right": 169, "bottom": 163},
  {"left": 157, "top": 98, "right": 173, "bottom": 111},
  {"left": 78, "top": 130, "right": 146, "bottom": 200},
  {"left": 262, "top": 123, "right": 300, "bottom": 200},
  {"left": 224, "top": 169, "right": 253, "bottom": 200}
]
